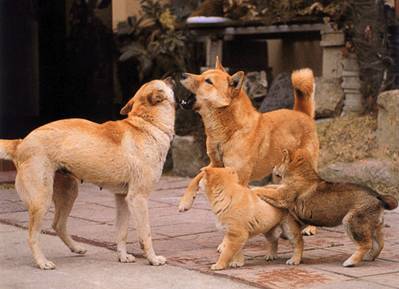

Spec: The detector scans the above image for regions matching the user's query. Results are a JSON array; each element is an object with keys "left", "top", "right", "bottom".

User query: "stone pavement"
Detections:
[{"left": 1, "top": 172, "right": 399, "bottom": 289}]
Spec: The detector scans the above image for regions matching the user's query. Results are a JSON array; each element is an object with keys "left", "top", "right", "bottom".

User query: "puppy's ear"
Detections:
[
  {"left": 120, "top": 99, "right": 134, "bottom": 115},
  {"left": 215, "top": 56, "right": 226, "bottom": 72},
  {"left": 229, "top": 71, "right": 245, "bottom": 92},
  {"left": 148, "top": 92, "right": 165, "bottom": 105}
]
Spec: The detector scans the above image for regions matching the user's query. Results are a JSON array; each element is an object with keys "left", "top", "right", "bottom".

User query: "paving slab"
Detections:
[{"left": 1, "top": 172, "right": 399, "bottom": 289}]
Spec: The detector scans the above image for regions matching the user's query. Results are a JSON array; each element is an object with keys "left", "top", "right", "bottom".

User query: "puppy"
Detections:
[
  {"left": 200, "top": 167, "right": 304, "bottom": 270},
  {"left": 0, "top": 78, "right": 176, "bottom": 269},
  {"left": 255, "top": 149, "right": 398, "bottom": 267}
]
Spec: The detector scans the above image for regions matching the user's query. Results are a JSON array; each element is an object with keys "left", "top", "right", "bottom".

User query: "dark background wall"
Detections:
[{"left": 0, "top": 0, "right": 40, "bottom": 138}]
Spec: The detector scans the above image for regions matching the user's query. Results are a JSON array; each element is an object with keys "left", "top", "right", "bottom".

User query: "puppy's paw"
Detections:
[
  {"left": 265, "top": 254, "right": 278, "bottom": 262},
  {"left": 342, "top": 257, "right": 359, "bottom": 267},
  {"left": 210, "top": 263, "right": 225, "bottom": 271},
  {"left": 72, "top": 246, "right": 87, "bottom": 255},
  {"left": 302, "top": 225, "right": 317, "bottom": 236},
  {"left": 119, "top": 253, "right": 136, "bottom": 263},
  {"left": 229, "top": 259, "right": 244, "bottom": 268},
  {"left": 286, "top": 257, "right": 301, "bottom": 265},
  {"left": 38, "top": 260, "right": 56, "bottom": 270},
  {"left": 148, "top": 255, "right": 166, "bottom": 266},
  {"left": 178, "top": 197, "right": 194, "bottom": 212}
]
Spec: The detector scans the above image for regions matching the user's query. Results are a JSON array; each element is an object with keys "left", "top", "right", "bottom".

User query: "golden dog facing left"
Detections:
[{"left": 0, "top": 78, "right": 175, "bottom": 269}]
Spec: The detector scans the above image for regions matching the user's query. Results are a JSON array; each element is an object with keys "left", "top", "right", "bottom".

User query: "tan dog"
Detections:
[
  {"left": 200, "top": 167, "right": 304, "bottom": 270},
  {"left": 255, "top": 149, "right": 398, "bottom": 267},
  {"left": 0, "top": 78, "right": 176, "bottom": 269},
  {"left": 178, "top": 58, "right": 319, "bottom": 235}
]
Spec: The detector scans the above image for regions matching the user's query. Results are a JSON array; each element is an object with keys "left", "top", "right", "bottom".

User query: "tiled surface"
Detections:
[{"left": 1, "top": 172, "right": 398, "bottom": 289}]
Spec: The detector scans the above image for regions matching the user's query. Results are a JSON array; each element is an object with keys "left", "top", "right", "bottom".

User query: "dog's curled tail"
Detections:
[
  {"left": 0, "top": 139, "right": 21, "bottom": 160},
  {"left": 378, "top": 194, "right": 398, "bottom": 210},
  {"left": 292, "top": 68, "right": 315, "bottom": 119}
]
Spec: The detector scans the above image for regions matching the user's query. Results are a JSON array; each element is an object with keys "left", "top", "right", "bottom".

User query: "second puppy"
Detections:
[
  {"left": 200, "top": 167, "right": 303, "bottom": 270},
  {"left": 255, "top": 149, "right": 398, "bottom": 267}
]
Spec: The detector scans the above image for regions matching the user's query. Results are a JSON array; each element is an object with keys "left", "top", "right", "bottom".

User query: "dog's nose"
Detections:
[
  {"left": 181, "top": 73, "right": 188, "bottom": 80},
  {"left": 163, "top": 76, "right": 175, "bottom": 89}
]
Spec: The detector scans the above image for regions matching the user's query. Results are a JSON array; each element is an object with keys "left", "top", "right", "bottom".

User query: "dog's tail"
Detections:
[
  {"left": 292, "top": 68, "right": 315, "bottom": 118},
  {"left": 378, "top": 194, "right": 398, "bottom": 210},
  {"left": 0, "top": 139, "right": 21, "bottom": 161}
]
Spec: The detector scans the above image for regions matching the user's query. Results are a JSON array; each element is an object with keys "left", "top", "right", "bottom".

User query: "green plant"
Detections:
[{"left": 116, "top": 0, "right": 192, "bottom": 81}]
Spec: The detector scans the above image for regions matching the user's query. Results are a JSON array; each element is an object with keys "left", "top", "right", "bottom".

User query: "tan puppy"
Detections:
[
  {"left": 0, "top": 78, "right": 176, "bottom": 269},
  {"left": 178, "top": 59, "right": 319, "bottom": 214},
  {"left": 255, "top": 149, "right": 398, "bottom": 267},
  {"left": 200, "top": 167, "right": 304, "bottom": 270}
]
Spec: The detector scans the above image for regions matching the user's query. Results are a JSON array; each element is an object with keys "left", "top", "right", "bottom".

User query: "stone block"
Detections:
[
  {"left": 315, "top": 77, "right": 344, "bottom": 118},
  {"left": 172, "top": 135, "right": 208, "bottom": 177},
  {"left": 319, "top": 159, "right": 399, "bottom": 189},
  {"left": 377, "top": 89, "right": 399, "bottom": 151},
  {"left": 322, "top": 47, "right": 343, "bottom": 78}
]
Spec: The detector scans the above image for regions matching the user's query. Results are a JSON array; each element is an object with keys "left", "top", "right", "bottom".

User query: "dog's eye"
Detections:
[{"left": 205, "top": 78, "right": 213, "bottom": 85}]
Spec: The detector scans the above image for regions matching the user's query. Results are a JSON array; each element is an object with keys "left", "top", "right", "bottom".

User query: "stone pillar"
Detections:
[
  {"left": 377, "top": 90, "right": 399, "bottom": 152},
  {"left": 320, "top": 25, "right": 344, "bottom": 78},
  {"left": 341, "top": 53, "right": 364, "bottom": 115}
]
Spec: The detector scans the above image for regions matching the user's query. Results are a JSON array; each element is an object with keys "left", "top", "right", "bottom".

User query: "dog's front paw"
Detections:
[
  {"left": 229, "top": 257, "right": 245, "bottom": 268},
  {"left": 210, "top": 263, "right": 225, "bottom": 271},
  {"left": 72, "top": 246, "right": 87, "bottom": 255},
  {"left": 302, "top": 225, "right": 317, "bottom": 236},
  {"left": 343, "top": 257, "right": 359, "bottom": 267},
  {"left": 265, "top": 253, "right": 278, "bottom": 262},
  {"left": 286, "top": 257, "right": 301, "bottom": 265},
  {"left": 38, "top": 260, "right": 56, "bottom": 270},
  {"left": 178, "top": 196, "right": 194, "bottom": 212},
  {"left": 119, "top": 253, "right": 136, "bottom": 263},
  {"left": 148, "top": 255, "right": 166, "bottom": 266}
]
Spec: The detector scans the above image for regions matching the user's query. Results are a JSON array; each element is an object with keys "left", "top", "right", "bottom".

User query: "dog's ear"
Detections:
[
  {"left": 282, "top": 149, "right": 290, "bottom": 163},
  {"left": 148, "top": 92, "right": 165, "bottom": 105},
  {"left": 215, "top": 56, "right": 226, "bottom": 72},
  {"left": 229, "top": 71, "right": 245, "bottom": 92},
  {"left": 120, "top": 99, "right": 134, "bottom": 115}
]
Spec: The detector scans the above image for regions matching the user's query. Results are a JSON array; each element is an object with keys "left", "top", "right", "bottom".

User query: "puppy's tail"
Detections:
[
  {"left": 378, "top": 194, "right": 398, "bottom": 210},
  {"left": 0, "top": 139, "right": 21, "bottom": 161},
  {"left": 292, "top": 68, "right": 315, "bottom": 119}
]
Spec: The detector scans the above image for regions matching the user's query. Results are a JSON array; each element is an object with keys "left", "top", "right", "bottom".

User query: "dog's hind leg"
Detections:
[
  {"left": 115, "top": 193, "right": 135, "bottom": 263},
  {"left": 342, "top": 211, "right": 373, "bottom": 267},
  {"left": 16, "top": 158, "right": 56, "bottom": 269},
  {"left": 281, "top": 215, "right": 303, "bottom": 265},
  {"left": 52, "top": 173, "right": 86, "bottom": 255},
  {"left": 264, "top": 226, "right": 281, "bottom": 261},
  {"left": 364, "top": 215, "right": 384, "bottom": 261}
]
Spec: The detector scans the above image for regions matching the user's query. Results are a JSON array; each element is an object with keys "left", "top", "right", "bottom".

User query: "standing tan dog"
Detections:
[
  {"left": 255, "top": 149, "right": 398, "bottom": 267},
  {"left": 0, "top": 78, "right": 175, "bottom": 269},
  {"left": 178, "top": 58, "right": 319, "bottom": 230},
  {"left": 200, "top": 167, "right": 303, "bottom": 270}
]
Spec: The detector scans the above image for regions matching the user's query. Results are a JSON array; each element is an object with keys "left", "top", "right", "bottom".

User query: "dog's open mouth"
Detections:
[{"left": 179, "top": 94, "right": 196, "bottom": 110}]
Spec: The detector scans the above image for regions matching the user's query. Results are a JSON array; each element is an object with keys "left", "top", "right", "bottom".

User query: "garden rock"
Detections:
[
  {"left": 172, "top": 135, "right": 208, "bottom": 177},
  {"left": 319, "top": 159, "right": 399, "bottom": 192},
  {"left": 315, "top": 77, "right": 344, "bottom": 118}
]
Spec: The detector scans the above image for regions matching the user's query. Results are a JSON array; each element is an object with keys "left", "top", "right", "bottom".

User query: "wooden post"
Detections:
[
  {"left": 396, "top": 0, "right": 399, "bottom": 19},
  {"left": 205, "top": 37, "right": 223, "bottom": 68}
]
